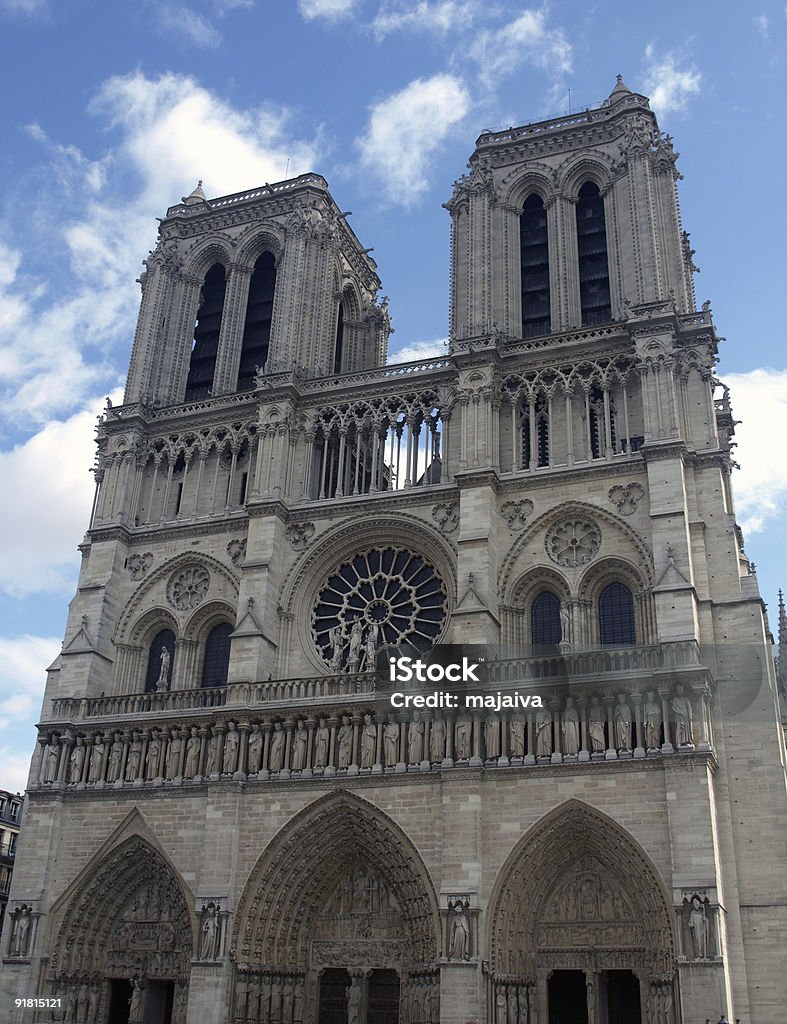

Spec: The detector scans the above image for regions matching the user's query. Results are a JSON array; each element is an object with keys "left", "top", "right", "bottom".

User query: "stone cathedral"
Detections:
[{"left": 2, "top": 78, "right": 786, "bottom": 1024}]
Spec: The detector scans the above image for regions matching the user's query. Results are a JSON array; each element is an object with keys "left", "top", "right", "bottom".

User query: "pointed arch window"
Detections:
[
  {"left": 238, "top": 252, "right": 276, "bottom": 390},
  {"left": 333, "top": 303, "right": 345, "bottom": 374},
  {"left": 202, "top": 622, "right": 233, "bottom": 688},
  {"left": 145, "top": 629, "right": 175, "bottom": 693},
  {"left": 185, "top": 263, "right": 226, "bottom": 401},
  {"left": 599, "top": 582, "right": 635, "bottom": 646},
  {"left": 576, "top": 181, "right": 611, "bottom": 325},
  {"left": 520, "top": 193, "right": 551, "bottom": 337},
  {"left": 521, "top": 395, "right": 550, "bottom": 468},
  {"left": 531, "top": 591, "right": 562, "bottom": 651},
  {"left": 588, "top": 385, "right": 616, "bottom": 459}
]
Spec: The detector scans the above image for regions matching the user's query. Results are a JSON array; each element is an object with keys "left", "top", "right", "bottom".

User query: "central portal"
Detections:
[{"left": 547, "top": 970, "right": 641, "bottom": 1024}]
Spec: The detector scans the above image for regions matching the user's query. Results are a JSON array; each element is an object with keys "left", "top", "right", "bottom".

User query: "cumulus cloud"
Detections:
[
  {"left": 470, "top": 8, "right": 572, "bottom": 88},
  {"left": 372, "top": 0, "right": 480, "bottom": 40},
  {"left": 152, "top": 4, "right": 222, "bottom": 47},
  {"left": 0, "top": 633, "right": 60, "bottom": 791},
  {"left": 357, "top": 73, "right": 470, "bottom": 203},
  {"left": 643, "top": 46, "right": 701, "bottom": 115},
  {"left": 388, "top": 338, "right": 447, "bottom": 363},
  {"left": 722, "top": 368, "right": 787, "bottom": 537},
  {"left": 299, "top": 0, "right": 359, "bottom": 20}
]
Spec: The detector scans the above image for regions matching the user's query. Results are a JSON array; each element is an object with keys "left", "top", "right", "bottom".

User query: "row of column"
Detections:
[{"left": 232, "top": 971, "right": 305, "bottom": 1024}]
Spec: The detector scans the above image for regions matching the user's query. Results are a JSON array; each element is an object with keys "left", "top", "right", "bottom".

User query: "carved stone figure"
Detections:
[
  {"left": 688, "top": 895, "right": 708, "bottom": 958},
  {"left": 68, "top": 737, "right": 86, "bottom": 783},
  {"left": 644, "top": 690, "right": 662, "bottom": 749},
  {"left": 589, "top": 696, "right": 606, "bottom": 752},
  {"left": 337, "top": 715, "right": 353, "bottom": 768},
  {"left": 128, "top": 978, "right": 144, "bottom": 1023},
  {"left": 222, "top": 721, "right": 239, "bottom": 774},
  {"left": 347, "top": 619, "right": 364, "bottom": 673},
  {"left": 205, "top": 731, "right": 219, "bottom": 775},
  {"left": 184, "top": 728, "right": 201, "bottom": 778},
  {"left": 496, "top": 985, "right": 507, "bottom": 1024},
  {"left": 454, "top": 717, "right": 471, "bottom": 759},
  {"left": 270, "top": 721, "right": 286, "bottom": 772},
  {"left": 535, "top": 708, "right": 552, "bottom": 757},
  {"left": 199, "top": 902, "right": 220, "bottom": 960},
  {"left": 146, "top": 730, "right": 162, "bottom": 779},
  {"left": 156, "top": 644, "right": 171, "bottom": 691},
  {"left": 165, "top": 728, "right": 182, "bottom": 780},
  {"left": 408, "top": 718, "right": 425, "bottom": 763},
  {"left": 507, "top": 984, "right": 518, "bottom": 1024},
  {"left": 614, "top": 693, "right": 632, "bottom": 751},
  {"left": 248, "top": 724, "right": 263, "bottom": 773},
  {"left": 314, "top": 718, "right": 330, "bottom": 768},
  {"left": 363, "top": 622, "right": 378, "bottom": 672},
  {"left": 43, "top": 738, "right": 59, "bottom": 783},
  {"left": 560, "top": 602, "right": 571, "bottom": 645},
  {"left": 360, "top": 713, "right": 376, "bottom": 768},
  {"left": 510, "top": 715, "right": 525, "bottom": 757},
  {"left": 562, "top": 698, "right": 580, "bottom": 756},
  {"left": 347, "top": 977, "right": 362, "bottom": 1024},
  {"left": 10, "top": 904, "right": 32, "bottom": 957},
  {"left": 88, "top": 733, "right": 105, "bottom": 783},
  {"left": 448, "top": 900, "right": 470, "bottom": 959},
  {"left": 429, "top": 717, "right": 446, "bottom": 761},
  {"left": 384, "top": 718, "right": 399, "bottom": 766},
  {"left": 125, "top": 733, "right": 142, "bottom": 780},
  {"left": 292, "top": 720, "right": 308, "bottom": 770},
  {"left": 107, "top": 733, "right": 124, "bottom": 782},
  {"left": 671, "top": 685, "right": 694, "bottom": 747},
  {"left": 328, "top": 624, "right": 345, "bottom": 673},
  {"left": 485, "top": 715, "right": 500, "bottom": 758}
]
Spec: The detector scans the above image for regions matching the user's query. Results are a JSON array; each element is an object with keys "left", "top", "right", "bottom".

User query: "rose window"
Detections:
[
  {"left": 312, "top": 546, "right": 448, "bottom": 671},
  {"left": 546, "top": 518, "right": 601, "bottom": 568},
  {"left": 167, "top": 565, "right": 210, "bottom": 611}
]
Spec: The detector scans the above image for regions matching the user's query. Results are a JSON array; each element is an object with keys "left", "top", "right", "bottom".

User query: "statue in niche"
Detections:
[
  {"left": 205, "top": 730, "right": 219, "bottom": 775},
  {"left": 292, "top": 719, "right": 308, "bottom": 770},
  {"left": 314, "top": 718, "right": 330, "bottom": 768},
  {"left": 485, "top": 715, "right": 500, "bottom": 758},
  {"left": 510, "top": 715, "right": 525, "bottom": 757},
  {"left": 560, "top": 602, "right": 571, "bottom": 645},
  {"left": 360, "top": 713, "right": 376, "bottom": 768},
  {"left": 184, "top": 727, "right": 201, "bottom": 778},
  {"left": 688, "top": 895, "right": 709, "bottom": 959},
  {"left": 107, "top": 733, "right": 124, "bottom": 782},
  {"left": 282, "top": 978, "right": 295, "bottom": 1021},
  {"left": 328, "top": 623, "right": 345, "bottom": 673},
  {"left": 156, "top": 645, "right": 171, "bottom": 691},
  {"left": 535, "top": 707, "right": 552, "bottom": 757},
  {"left": 347, "top": 619, "right": 364, "bottom": 673},
  {"left": 346, "top": 977, "right": 362, "bottom": 1024},
  {"left": 408, "top": 718, "right": 425, "bottom": 763},
  {"left": 247, "top": 724, "right": 263, "bottom": 773},
  {"left": 588, "top": 695, "right": 606, "bottom": 752},
  {"left": 222, "top": 721, "right": 239, "bottom": 774},
  {"left": 69, "top": 736, "right": 86, "bottom": 783},
  {"left": 384, "top": 718, "right": 399, "bottom": 766},
  {"left": 454, "top": 716, "right": 471, "bottom": 759},
  {"left": 65, "top": 987, "right": 77, "bottom": 1020},
  {"left": 78, "top": 981, "right": 90, "bottom": 1019},
  {"left": 199, "top": 902, "right": 220, "bottom": 960},
  {"left": 562, "top": 697, "right": 580, "bottom": 756},
  {"left": 87, "top": 983, "right": 101, "bottom": 1024},
  {"left": 337, "top": 715, "right": 353, "bottom": 769},
  {"left": 580, "top": 877, "right": 599, "bottom": 919},
  {"left": 430, "top": 717, "right": 446, "bottom": 761},
  {"left": 529, "top": 983, "right": 538, "bottom": 1024},
  {"left": 614, "top": 693, "right": 632, "bottom": 750},
  {"left": 671, "top": 685, "right": 694, "bottom": 747},
  {"left": 293, "top": 981, "right": 304, "bottom": 1023},
  {"left": 495, "top": 985, "right": 507, "bottom": 1024},
  {"left": 448, "top": 899, "right": 470, "bottom": 960},
  {"left": 363, "top": 622, "right": 378, "bottom": 672},
  {"left": 126, "top": 732, "right": 142, "bottom": 781},
  {"left": 165, "top": 728, "right": 182, "bottom": 780},
  {"left": 43, "top": 737, "right": 59, "bottom": 783},
  {"left": 128, "top": 978, "right": 144, "bottom": 1023},
  {"left": 146, "top": 729, "right": 162, "bottom": 779},
  {"left": 269, "top": 721, "right": 286, "bottom": 771},
  {"left": 643, "top": 690, "right": 662, "bottom": 749},
  {"left": 88, "top": 733, "right": 105, "bottom": 783},
  {"left": 9, "top": 904, "right": 32, "bottom": 957},
  {"left": 507, "top": 984, "right": 519, "bottom": 1024}
]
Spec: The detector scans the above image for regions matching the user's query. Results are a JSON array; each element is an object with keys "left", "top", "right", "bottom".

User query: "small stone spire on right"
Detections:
[{"left": 609, "top": 74, "right": 632, "bottom": 102}]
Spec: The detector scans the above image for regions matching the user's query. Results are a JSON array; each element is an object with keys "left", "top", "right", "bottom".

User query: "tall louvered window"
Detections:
[
  {"left": 520, "top": 194, "right": 551, "bottom": 337},
  {"left": 576, "top": 182, "right": 611, "bottom": 325},
  {"left": 185, "top": 263, "right": 226, "bottom": 400},
  {"left": 238, "top": 252, "right": 276, "bottom": 390},
  {"left": 599, "top": 583, "right": 635, "bottom": 646},
  {"left": 333, "top": 304, "right": 344, "bottom": 374}
]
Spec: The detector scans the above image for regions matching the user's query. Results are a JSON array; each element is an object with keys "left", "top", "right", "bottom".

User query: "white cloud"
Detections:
[
  {"left": 357, "top": 73, "right": 470, "bottom": 203},
  {"left": 0, "top": 0, "right": 46, "bottom": 14},
  {"left": 643, "top": 46, "right": 701, "bottom": 115},
  {"left": 299, "top": 0, "right": 359, "bottom": 20},
  {"left": 753, "top": 13, "right": 769, "bottom": 37},
  {"left": 152, "top": 4, "right": 221, "bottom": 47},
  {"left": 388, "top": 338, "right": 447, "bottom": 363},
  {"left": 722, "top": 369, "right": 787, "bottom": 537},
  {"left": 372, "top": 0, "right": 480, "bottom": 40},
  {"left": 470, "top": 9, "right": 572, "bottom": 88},
  {"left": 215, "top": 0, "right": 253, "bottom": 10},
  {"left": 0, "top": 634, "right": 60, "bottom": 791}
]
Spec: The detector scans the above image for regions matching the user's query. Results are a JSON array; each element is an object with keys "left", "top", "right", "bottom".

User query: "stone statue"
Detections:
[
  {"left": 454, "top": 716, "right": 471, "bottom": 759},
  {"left": 614, "top": 693, "right": 632, "bottom": 751},
  {"left": 269, "top": 721, "right": 286, "bottom": 772},
  {"left": 408, "top": 718, "right": 425, "bottom": 763},
  {"left": 688, "top": 895, "right": 708, "bottom": 958},
  {"left": 337, "top": 715, "right": 353, "bottom": 769},
  {"left": 184, "top": 727, "right": 202, "bottom": 778},
  {"left": 128, "top": 978, "right": 144, "bottom": 1023},
  {"left": 560, "top": 602, "right": 571, "bottom": 645},
  {"left": 199, "top": 902, "right": 220, "bottom": 960},
  {"left": 125, "top": 733, "right": 142, "bottom": 781},
  {"left": 535, "top": 707, "right": 552, "bottom": 757},
  {"left": 448, "top": 900, "right": 469, "bottom": 959},
  {"left": 146, "top": 730, "right": 162, "bottom": 779},
  {"left": 347, "top": 977, "right": 362, "bottom": 1024},
  {"left": 222, "top": 721, "right": 239, "bottom": 774},
  {"left": 589, "top": 695, "right": 606, "bottom": 752},
  {"left": 360, "top": 713, "right": 376, "bottom": 768},
  {"left": 206, "top": 731, "right": 219, "bottom": 775},
  {"left": 384, "top": 718, "right": 400, "bottom": 766},
  {"left": 347, "top": 619, "right": 364, "bottom": 673},
  {"left": 507, "top": 984, "right": 518, "bottom": 1024},
  {"left": 292, "top": 719, "right": 308, "bottom": 770},
  {"left": 643, "top": 690, "right": 662, "bottom": 749},
  {"left": 510, "top": 715, "right": 525, "bottom": 757},
  {"left": 328, "top": 623, "right": 345, "bottom": 673},
  {"left": 363, "top": 622, "right": 378, "bottom": 672},
  {"left": 429, "top": 717, "right": 446, "bottom": 761},
  {"left": 88, "top": 733, "right": 105, "bottom": 783},
  {"left": 671, "top": 685, "right": 694, "bottom": 747},
  {"left": 107, "top": 733, "right": 124, "bottom": 782},
  {"left": 496, "top": 984, "right": 507, "bottom": 1024},
  {"left": 68, "top": 737, "right": 86, "bottom": 783},
  {"left": 10, "top": 904, "right": 32, "bottom": 957},
  {"left": 485, "top": 715, "right": 500, "bottom": 758},
  {"left": 156, "top": 644, "right": 171, "bottom": 690},
  {"left": 562, "top": 697, "right": 580, "bottom": 756},
  {"left": 247, "top": 724, "right": 263, "bottom": 773},
  {"left": 314, "top": 718, "right": 330, "bottom": 768},
  {"left": 43, "top": 738, "right": 59, "bottom": 783},
  {"left": 165, "top": 728, "right": 182, "bottom": 780}
]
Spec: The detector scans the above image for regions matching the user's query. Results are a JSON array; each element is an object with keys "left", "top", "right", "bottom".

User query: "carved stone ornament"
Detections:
[
  {"left": 226, "top": 538, "right": 246, "bottom": 567},
  {"left": 546, "top": 517, "right": 601, "bottom": 568},
  {"left": 127, "top": 552, "right": 153, "bottom": 580},
  {"left": 286, "top": 521, "right": 315, "bottom": 552},
  {"left": 167, "top": 564, "right": 210, "bottom": 611},
  {"left": 608, "top": 482, "right": 645, "bottom": 516},
  {"left": 500, "top": 498, "right": 534, "bottom": 529},
  {"left": 432, "top": 502, "right": 459, "bottom": 534}
]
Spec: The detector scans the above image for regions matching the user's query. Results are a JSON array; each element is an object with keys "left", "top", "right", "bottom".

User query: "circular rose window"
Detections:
[
  {"left": 545, "top": 517, "right": 601, "bottom": 568},
  {"left": 312, "top": 546, "right": 448, "bottom": 672}
]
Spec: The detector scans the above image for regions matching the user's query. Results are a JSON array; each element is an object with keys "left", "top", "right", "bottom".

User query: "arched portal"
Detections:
[
  {"left": 231, "top": 792, "right": 441, "bottom": 1024},
  {"left": 50, "top": 835, "right": 193, "bottom": 1024},
  {"left": 487, "top": 800, "right": 677, "bottom": 1024}
]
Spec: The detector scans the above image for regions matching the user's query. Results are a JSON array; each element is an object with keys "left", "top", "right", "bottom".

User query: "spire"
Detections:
[
  {"left": 609, "top": 74, "right": 632, "bottom": 104},
  {"left": 778, "top": 589, "right": 787, "bottom": 697},
  {"left": 182, "top": 179, "right": 207, "bottom": 205}
]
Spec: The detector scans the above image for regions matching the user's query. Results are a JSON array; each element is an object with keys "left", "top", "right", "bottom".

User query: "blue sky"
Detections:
[{"left": 0, "top": 0, "right": 785, "bottom": 791}]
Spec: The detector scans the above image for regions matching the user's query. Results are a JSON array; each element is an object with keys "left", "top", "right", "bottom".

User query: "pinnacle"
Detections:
[
  {"left": 609, "top": 75, "right": 633, "bottom": 102},
  {"left": 182, "top": 179, "right": 207, "bottom": 205}
]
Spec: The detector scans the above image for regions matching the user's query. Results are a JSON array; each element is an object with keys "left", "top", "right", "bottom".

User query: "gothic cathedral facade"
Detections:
[{"left": 2, "top": 79, "right": 786, "bottom": 1024}]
